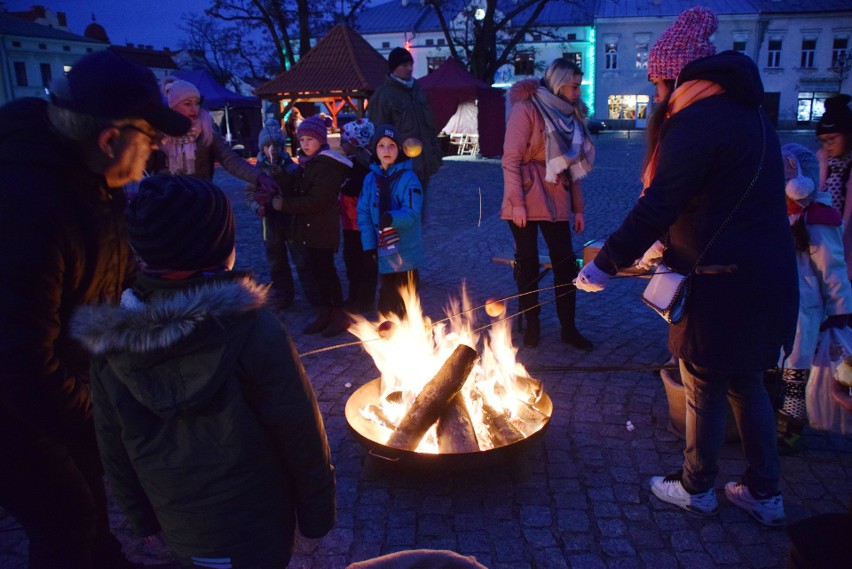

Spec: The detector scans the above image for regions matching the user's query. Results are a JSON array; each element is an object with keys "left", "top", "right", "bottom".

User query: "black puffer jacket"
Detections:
[
  {"left": 595, "top": 51, "right": 798, "bottom": 371},
  {"left": 0, "top": 98, "right": 135, "bottom": 440},
  {"left": 278, "top": 150, "right": 352, "bottom": 250},
  {"left": 72, "top": 273, "right": 335, "bottom": 567}
]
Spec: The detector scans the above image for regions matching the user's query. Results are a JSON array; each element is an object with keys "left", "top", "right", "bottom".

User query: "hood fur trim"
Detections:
[
  {"left": 509, "top": 78, "right": 541, "bottom": 105},
  {"left": 72, "top": 275, "right": 269, "bottom": 355}
]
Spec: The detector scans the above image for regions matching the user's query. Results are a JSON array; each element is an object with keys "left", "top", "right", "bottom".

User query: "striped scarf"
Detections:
[
  {"left": 640, "top": 80, "right": 725, "bottom": 193},
  {"left": 529, "top": 86, "right": 595, "bottom": 183},
  {"left": 164, "top": 127, "right": 200, "bottom": 176}
]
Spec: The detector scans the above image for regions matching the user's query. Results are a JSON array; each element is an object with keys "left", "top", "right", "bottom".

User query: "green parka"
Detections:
[{"left": 72, "top": 273, "right": 335, "bottom": 568}]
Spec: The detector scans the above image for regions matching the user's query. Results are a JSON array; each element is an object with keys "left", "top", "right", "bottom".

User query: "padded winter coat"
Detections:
[
  {"left": 72, "top": 273, "right": 335, "bottom": 568},
  {"left": 595, "top": 51, "right": 798, "bottom": 371},
  {"left": 0, "top": 97, "right": 135, "bottom": 441}
]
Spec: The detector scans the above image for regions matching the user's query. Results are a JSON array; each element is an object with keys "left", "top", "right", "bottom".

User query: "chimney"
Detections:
[{"left": 57, "top": 12, "right": 67, "bottom": 27}]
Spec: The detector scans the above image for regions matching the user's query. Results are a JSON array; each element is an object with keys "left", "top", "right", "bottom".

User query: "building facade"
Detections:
[{"left": 356, "top": 0, "right": 852, "bottom": 129}]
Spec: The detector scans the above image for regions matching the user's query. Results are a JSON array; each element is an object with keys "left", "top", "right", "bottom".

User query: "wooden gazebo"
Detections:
[{"left": 254, "top": 24, "right": 388, "bottom": 128}]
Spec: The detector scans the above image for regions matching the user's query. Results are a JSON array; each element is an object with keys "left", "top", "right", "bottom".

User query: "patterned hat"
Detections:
[
  {"left": 258, "top": 118, "right": 286, "bottom": 149},
  {"left": 342, "top": 118, "right": 375, "bottom": 149},
  {"left": 125, "top": 175, "right": 235, "bottom": 272},
  {"left": 296, "top": 114, "right": 332, "bottom": 145},
  {"left": 648, "top": 7, "right": 718, "bottom": 82}
]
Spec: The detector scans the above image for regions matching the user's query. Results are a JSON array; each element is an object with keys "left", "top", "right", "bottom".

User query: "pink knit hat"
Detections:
[{"left": 647, "top": 7, "right": 718, "bottom": 82}]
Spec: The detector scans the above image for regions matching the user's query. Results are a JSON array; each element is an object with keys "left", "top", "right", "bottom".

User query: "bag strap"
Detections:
[{"left": 690, "top": 108, "right": 767, "bottom": 274}]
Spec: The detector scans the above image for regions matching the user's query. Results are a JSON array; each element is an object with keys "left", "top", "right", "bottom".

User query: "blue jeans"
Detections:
[{"left": 679, "top": 360, "right": 780, "bottom": 496}]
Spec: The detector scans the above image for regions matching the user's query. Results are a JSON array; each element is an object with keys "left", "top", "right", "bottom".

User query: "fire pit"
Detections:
[{"left": 345, "top": 283, "right": 553, "bottom": 472}]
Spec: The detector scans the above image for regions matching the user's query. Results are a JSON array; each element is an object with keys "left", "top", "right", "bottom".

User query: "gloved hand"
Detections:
[
  {"left": 574, "top": 260, "right": 611, "bottom": 292},
  {"left": 820, "top": 314, "right": 849, "bottom": 331},
  {"left": 635, "top": 240, "right": 665, "bottom": 270},
  {"left": 512, "top": 206, "right": 527, "bottom": 228},
  {"left": 254, "top": 173, "right": 281, "bottom": 206},
  {"left": 380, "top": 212, "right": 393, "bottom": 228}
]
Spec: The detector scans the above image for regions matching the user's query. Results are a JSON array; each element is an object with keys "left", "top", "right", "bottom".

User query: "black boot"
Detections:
[
  {"left": 524, "top": 314, "right": 540, "bottom": 348},
  {"left": 557, "top": 280, "right": 593, "bottom": 351},
  {"left": 322, "top": 307, "right": 352, "bottom": 337},
  {"left": 303, "top": 307, "right": 331, "bottom": 334}
]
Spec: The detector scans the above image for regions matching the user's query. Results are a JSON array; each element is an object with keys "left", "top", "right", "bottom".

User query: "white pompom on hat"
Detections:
[
  {"left": 782, "top": 143, "right": 819, "bottom": 206},
  {"left": 163, "top": 78, "right": 201, "bottom": 109}
]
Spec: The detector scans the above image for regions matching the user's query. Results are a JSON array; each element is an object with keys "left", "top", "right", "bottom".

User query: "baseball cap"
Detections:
[{"left": 49, "top": 50, "right": 190, "bottom": 136}]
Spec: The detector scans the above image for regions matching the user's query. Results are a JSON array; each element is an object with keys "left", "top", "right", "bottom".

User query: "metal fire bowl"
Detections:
[{"left": 345, "top": 378, "right": 553, "bottom": 471}]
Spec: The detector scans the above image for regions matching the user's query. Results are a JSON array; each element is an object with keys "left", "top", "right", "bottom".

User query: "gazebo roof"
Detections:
[{"left": 254, "top": 24, "right": 388, "bottom": 100}]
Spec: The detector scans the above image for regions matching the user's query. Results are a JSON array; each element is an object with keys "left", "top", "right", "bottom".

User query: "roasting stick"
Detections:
[{"left": 297, "top": 266, "right": 737, "bottom": 357}]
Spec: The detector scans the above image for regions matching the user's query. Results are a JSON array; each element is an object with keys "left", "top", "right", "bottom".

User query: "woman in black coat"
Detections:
[{"left": 576, "top": 7, "right": 797, "bottom": 528}]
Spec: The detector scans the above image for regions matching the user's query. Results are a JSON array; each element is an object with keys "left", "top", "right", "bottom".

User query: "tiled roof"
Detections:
[
  {"left": 0, "top": 12, "right": 105, "bottom": 43},
  {"left": 595, "top": 0, "right": 759, "bottom": 18},
  {"left": 254, "top": 24, "right": 388, "bottom": 98},
  {"left": 357, "top": 0, "right": 595, "bottom": 34},
  {"left": 109, "top": 45, "right": 178, "bottom": 70}
]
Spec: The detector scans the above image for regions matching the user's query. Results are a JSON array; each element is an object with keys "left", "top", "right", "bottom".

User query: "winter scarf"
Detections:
[
  {"left": 298, "top": 143, "right": 330, "bottom": 167},
  {"left": 529, "top": 85, "right": 595, "bottom": 183},
  {"left": 641, "top": 79, "right": 725, "bottom": 192},
  {"left": 164, "top": 127, "right": 201, "bottom": 176}
]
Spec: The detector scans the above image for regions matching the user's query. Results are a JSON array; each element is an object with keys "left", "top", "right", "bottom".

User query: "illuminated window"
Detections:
[
  {"left": 798, "top": 92, "right": 833, "bottom": 122},
  {"left": 636, "top": 43, "right": 648, "bottom": 70},
  {"left": 832, "top": 37, "right": 849, "bottom": 67},
  {"left": 427, "top": 56, "right": 447, "bottom": 73},
  {"left": 563, "top": 52, "right": 582, "bottom": 68}
]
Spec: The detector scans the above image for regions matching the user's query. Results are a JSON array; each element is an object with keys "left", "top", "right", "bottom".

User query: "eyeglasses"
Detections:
[
  {"left": 120, "top": 123, "right": 163, "bottom": 146},
  {"left": 818, "top": 134, "right": 842, "bottom": 145}
]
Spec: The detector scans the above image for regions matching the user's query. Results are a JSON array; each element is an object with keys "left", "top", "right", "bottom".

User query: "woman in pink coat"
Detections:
[{"left": 500, "top": 58, "right": 595, "bottom": 349}]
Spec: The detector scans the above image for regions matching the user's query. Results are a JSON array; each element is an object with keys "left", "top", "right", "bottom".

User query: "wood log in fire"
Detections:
[
  {"left": 387, "top": 344, "right": 478, "bottom": 451},
  {"left": 481, "top": 398, "right": 524, "bottom": 447},
  {"left": 436, "top": 393, "right": 480, "bottom": 453}
]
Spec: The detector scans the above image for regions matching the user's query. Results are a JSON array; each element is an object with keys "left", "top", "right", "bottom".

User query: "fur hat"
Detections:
[
  {"left": 388, "top": 47, "right": 414, "bottom": 73},
  {"left": 162, "top": 78, "right": 201, "bottom": 109},
  {"left": 47, "top": 50, "right": 190, "bottom": 136},
  {"left": 125, "top": 175, "right": 235, "bottom": 272},
  {"left": 342, "top": 118, "right": 375, "bottom": 149},
  {"left": 258, "top": 118, "right": 286, "bottom": 149},
  {"left": 782, "top": 143, "right": 819, "bottom": 205},
  {"left": 817, "top": 94, "right": 852, "bottom": 136},
  {"left": 296, "top": 115, "right": 332, "bottom": 145},
  {"left": 648, "top": 7, "right": 718, "bottom": 82}
]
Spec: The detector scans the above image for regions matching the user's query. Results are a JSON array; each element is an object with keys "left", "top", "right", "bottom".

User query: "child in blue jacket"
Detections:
[{"left": 357, "top": 124, "right": 423, "bottom": 317}]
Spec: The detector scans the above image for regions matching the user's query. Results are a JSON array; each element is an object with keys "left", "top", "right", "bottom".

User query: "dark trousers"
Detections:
[
  {"left": 305, "top": 246, "right": 343, "bottom": 308},
  {"left": 263, "top": 216, "right": 319, "bottom": 306},
  {"left": 0, "top": 421, "right": 128, "bottom": 569},
  {"left": 508, "top": 220, "right": 580, "bottom": 330},
  {"left": 342, "top": 230, "right": 377, "bottom": 310},
  {"left": 379, "top": 270, "right": 419, "bottom": 318}
]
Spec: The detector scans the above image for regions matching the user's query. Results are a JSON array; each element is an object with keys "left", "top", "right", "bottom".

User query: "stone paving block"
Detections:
[
  {"left": 565, "top": 553, "right": 607, "bottom": 569},
  {"left": 737, "top": 544, "right": 779, "bottom": 568},
  {"left": 600, "top": 537, "right": 636, "bottom": 557},
  {"left": 522, "top": 527, "right": 558, "bottom": 547},
  {"left": 638, "top": 551, "right": 679, "bottom": 569},
  {"left": 621, "top": 504, "right": 651, "bottom": 522},
  {"left": 627, "top": 522, "right": 665, "bottom": 549},
  {"left": 553, "top": 491, "right": 589, "bottom": 509},
  {"left": 596, "top": 519, "right": 627, "bottom": 537},
  {"left": 592, "top": 501, "right": 621, "bottom": 518},
  {"left": 606, "top": 557, "right": 642, "bottom": 569},
  {"left": 557, "top": 509, "right": 591, "bottom": 532},
  {"left": 674, "top": 551, "right": 719, "bottom": 569},
  {"left": 670, "top": 528, "right": 703, "bottom": 552},
  {"left": 706, "top": 541, "right": 743, "bottom": 565},
  {"left": 520, "top": 505, "right": 553, "bottom": 527}
]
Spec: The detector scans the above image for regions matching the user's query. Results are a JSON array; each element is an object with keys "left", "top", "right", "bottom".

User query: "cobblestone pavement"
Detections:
[{"left": 2, "top": 132, "right": 851, "bottom": 569}]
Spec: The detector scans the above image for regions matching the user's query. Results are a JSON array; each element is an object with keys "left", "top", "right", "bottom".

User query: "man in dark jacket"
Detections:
[
  {"left": 0, "top": 50, "right": 190, "bottom": 569},
  {"left": 576, "top": 8, "right": 796, "bottom": 528},
  {"left": 368, "top": 47, "right": 442, "bottom": 213}
]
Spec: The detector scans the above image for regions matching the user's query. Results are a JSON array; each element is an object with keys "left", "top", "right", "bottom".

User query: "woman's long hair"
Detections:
[
  {"left": 641, "top": 80, "right": 675, "bottom": 178},
  {"left": 542, "top": 58, "right": 587, "bottom": 123}
]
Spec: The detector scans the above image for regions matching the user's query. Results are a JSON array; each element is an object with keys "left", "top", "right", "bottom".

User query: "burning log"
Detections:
[
  {"left": 481, "top": 398, "right": 524, "bottom": 447},
  {"left": 436, "top": 393, "right": 480, "bottom": 453},
  {"left": 512, "top": 399, "right": 549, "bottom": 437},
  {"left": 365, "top": 404, "right": 397, "bottom": 431},
  {"left": 387, "top": 344, "right": 478, "bottom": 451}
]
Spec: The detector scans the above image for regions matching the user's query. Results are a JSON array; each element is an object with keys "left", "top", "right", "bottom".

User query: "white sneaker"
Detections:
[
  {"left": 724, "top": 482, "right": 786, "bottom": 527},
  {"left": 649, "top": 473, "right": 719, "bottom": 516}
]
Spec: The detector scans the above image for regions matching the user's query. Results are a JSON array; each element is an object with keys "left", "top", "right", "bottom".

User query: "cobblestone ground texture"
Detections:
[{"left": 1, "top": 132, "right": 850, "bottom": 569}]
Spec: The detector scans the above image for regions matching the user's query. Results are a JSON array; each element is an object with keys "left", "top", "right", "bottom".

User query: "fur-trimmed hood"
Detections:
[
  {"left": 508, "top": 78, "right": 542, "bottom": 106},
  {"left": 71, "top": 275, "right": 269, "bottom": 417}
]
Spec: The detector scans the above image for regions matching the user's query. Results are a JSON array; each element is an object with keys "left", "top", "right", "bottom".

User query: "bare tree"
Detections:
[
  {"left": 425, "top": 0, "right": 572, "bottom": 83},
  {"left": 179, "top": 15, "right": 243, "bottom": 89}
]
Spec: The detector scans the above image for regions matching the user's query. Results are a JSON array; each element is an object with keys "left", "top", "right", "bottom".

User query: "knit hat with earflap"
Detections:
[
  {"left": 162, "top": 78, "right": 201, "bottom": 109},
  {"left": 782, "top": 143, "right": 820, "bottom": 206},
  {"left": 647, "top": 7, "right": 718, "bottom": 82},
  {"left": 388, "top": 47, "right": 414, "bottom": 73},
  {"left": 258, "top": 118, "right": 286, "bottom": 149},
  {"left": 125, "top": 175, "right": 235, "bottom": 272},
  {"left": 296, "top": 115, "right": 332, "bottom": 146},
  {"left": 817, "top": 94, "right": 852, "bottom": 136},
  {"left": 342, "top": 118, "right": 375, "bottom": 149}
]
